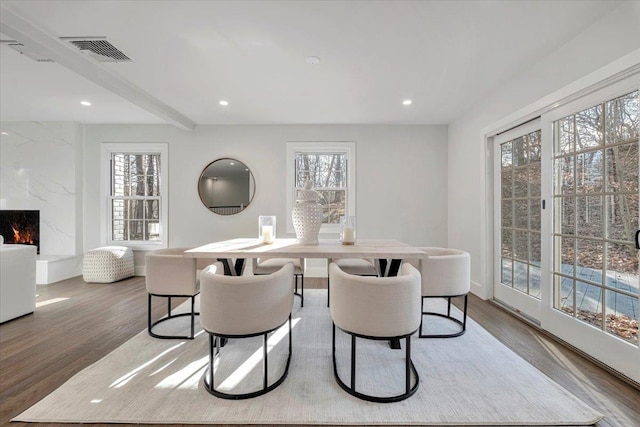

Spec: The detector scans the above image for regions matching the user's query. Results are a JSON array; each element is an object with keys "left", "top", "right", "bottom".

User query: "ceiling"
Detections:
[{"left": 0, "top": 1, "right": 622, "bottom": 128}]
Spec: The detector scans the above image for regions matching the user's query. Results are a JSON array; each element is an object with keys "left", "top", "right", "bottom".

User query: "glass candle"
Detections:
[
  {"left": 340, "top": 216, "right": 356, "bottom": 245},
  {"left": 258, "top": 216, "right": 276, "bottom": 244}
]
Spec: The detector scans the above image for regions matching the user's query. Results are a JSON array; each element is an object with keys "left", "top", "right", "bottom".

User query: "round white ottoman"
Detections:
[{"left": 83, "top": 246, "right": 135, "bottom": 283}]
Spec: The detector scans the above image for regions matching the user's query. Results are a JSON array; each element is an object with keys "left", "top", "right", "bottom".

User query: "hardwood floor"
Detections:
[{"left": 0, "top": 276, "right": 638, "bottom": 427}]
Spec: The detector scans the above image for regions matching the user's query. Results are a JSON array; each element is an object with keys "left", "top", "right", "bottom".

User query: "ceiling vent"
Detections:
[
  {"left": 0, "top": 40, "right": 53, "bottom": 62},
  {"left": 61, "top": 37, "right": 131, "bottom": 62}
]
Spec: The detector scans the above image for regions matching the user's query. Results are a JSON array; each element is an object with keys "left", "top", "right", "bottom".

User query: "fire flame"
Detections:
[{"left": 11, "top": 225, "right": 34, "bottom": 244}]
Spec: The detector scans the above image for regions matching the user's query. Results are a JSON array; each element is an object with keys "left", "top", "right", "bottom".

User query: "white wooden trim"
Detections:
[
  {"left": 285, "top": 142, "right": 356, "bottom": 234},
  {"left": 100, "top": 142, "right": 169, "bottom": 251}
]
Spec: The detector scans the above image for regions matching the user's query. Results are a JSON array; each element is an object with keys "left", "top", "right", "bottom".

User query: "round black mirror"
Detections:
[{"left": 198, "top": 158, "right": 255, "bottom": 215}]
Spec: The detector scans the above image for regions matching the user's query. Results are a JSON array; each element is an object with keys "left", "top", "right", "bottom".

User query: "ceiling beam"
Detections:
[{"left": 0, "top": 4, "right": 196, "bottom": 131}]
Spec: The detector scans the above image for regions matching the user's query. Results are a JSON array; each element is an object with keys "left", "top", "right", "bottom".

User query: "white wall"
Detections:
[
  {"left": 0, "top": 121, "right": 82, "bottom": 255},
  {"left": 447, "top": 2, "right": 640, "bottom": 298},
  {"left": 83, "top": 124, "right": 448, "bottom": 269}
]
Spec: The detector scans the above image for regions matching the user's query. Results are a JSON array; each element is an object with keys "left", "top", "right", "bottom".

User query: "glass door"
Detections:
[
  {"left": 494, "top": 120, "right": 542, "bottom": 321},
  {"left": 541, "top": 82, "right": 639, "bottom": 382}
]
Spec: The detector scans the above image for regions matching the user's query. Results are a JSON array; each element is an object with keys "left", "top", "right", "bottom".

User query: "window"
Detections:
[
  {"left": 101, "top": 143, "right": 168, "bottom": 250},
  {"left": 286, "top": 142, "right": 356, "bottom": 233}
]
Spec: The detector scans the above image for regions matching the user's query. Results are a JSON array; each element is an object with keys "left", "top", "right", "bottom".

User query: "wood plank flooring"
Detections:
[{"left": 0, "top": 276, "right": 638, "bottom": 427}]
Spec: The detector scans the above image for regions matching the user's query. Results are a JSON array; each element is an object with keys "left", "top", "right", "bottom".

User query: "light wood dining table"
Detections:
[{"left": 184, "top": 238, "right": 428, "bottom": 276}]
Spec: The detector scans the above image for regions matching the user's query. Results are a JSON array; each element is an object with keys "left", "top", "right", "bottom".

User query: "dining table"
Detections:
[
  {"left": 184, "top": 238, "right": 428, "bottom": 276},
  {"left": 185, "top": 238, "right": 428, "bottom": 349}
]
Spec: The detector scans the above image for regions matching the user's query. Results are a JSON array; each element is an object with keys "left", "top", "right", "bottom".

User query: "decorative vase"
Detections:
[{"left": 292, "top": 180, "right": 322, "bottom": 245}]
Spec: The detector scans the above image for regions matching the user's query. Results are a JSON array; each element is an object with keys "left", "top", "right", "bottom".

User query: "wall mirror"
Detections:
[{"left": 198, "top": 158, "right": 255, "bottom": 215}]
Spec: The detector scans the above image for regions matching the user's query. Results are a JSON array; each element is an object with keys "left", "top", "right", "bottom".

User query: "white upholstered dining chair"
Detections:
[
  {"left": 252, "top": 257, "right": 306, "bottom": 306},
  {"left": 329, "top": 262, "right": 421, "bottom": 402},
  {"left": 200, "top": 262, "right": 294, "bottom": 399},
  {"left": 411, "top": 247, "right": 471, "bottom": 338},
  {"left": 145, "top": 247, "right": 201, "bottom": 340}
]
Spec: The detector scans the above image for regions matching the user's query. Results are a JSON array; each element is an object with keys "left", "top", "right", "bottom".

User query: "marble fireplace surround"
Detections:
[{"left": 0, "top": 122, "right": 83, "bottom": 284}]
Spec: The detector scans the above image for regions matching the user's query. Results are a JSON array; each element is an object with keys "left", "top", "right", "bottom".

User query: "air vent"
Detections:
[{"left": 61, "top": 37, "right": 131, "bottom": 62}]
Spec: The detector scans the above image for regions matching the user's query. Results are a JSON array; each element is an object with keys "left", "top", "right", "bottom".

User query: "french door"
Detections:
[
  {"left": 494, "top": 121, "right": 543, "bottom": 321},
  {"left": 494, "top": 77, "right": 639, "bottom": 382}
]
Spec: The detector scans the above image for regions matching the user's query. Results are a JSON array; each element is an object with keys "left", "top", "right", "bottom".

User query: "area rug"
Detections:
[{"left": 14, "top": 290, "right": 603, "bottom": 425}]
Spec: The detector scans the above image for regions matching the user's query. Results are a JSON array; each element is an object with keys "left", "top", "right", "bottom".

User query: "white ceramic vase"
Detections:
[{"left": 292, "top": 180, "right": 322, "bottom": 245}]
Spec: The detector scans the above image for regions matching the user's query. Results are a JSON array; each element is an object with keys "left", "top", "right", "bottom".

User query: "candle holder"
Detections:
[
  {"left": 340, "top": 216, "right": 356, "bottom": 245},
  {"left": 258, "top": 216, "right": 276, "bottom": 244}
]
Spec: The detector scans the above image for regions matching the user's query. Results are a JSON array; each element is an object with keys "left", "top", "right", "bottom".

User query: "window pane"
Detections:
[
  {"left": 605, "top": 290, "right": 638, "bottom": 345},
  {"left": 606, "top": 243, "right": 639, "bottom": 294},
  {"left": 576, "top": 239, "right": 604, "bottom": 283},
  {"left": 575, "top": 281, "right": 603, "bottom": 328},
  {"left": 513, "top": 230, "right": 528, "bottom": 261},
  {"left": 501, "top": 142, "right": 513, "bottom": 167},
  {"left": 501, "top": 258, "right": 513, "bottom": 286},
  {"left": 112, "top": 153, "right": 160, "bottom": 197},
  {"left": 555, "top": 236, "right": 575, "bottom": 277},
  {"left": 576, "top": 150, "right": 603, "bottom": 194},
  {"left": 555, "top": 156, "right": 574, "bottom": 195},
  {"left": 555, "top": 117, "right": 574, "bottom": 154},
  {"left": 530, "top": 199, "right": 541, "bottom": 231},
  {"left": 554, "top": 274, "right": 574, "bottom": 312},
  {"left": 605, "top": 90, "right": 639, "bottom": 145},
  {"left": 147, "top": 221, "right": 161, "bottom": 241},
  {"left": 315, "top": 189, "right": 345, "bottom": 224},
  {"left": 513, "top": 261, "right": 528, "bottom": 293},
  {"left": 577, "top": 196, "right": 603, "bottom": 239},
  {"left": 555, "top": 196, "right": 575, "bottom": 235},
  {"left": 513, "top": 136, "right": 527, "bottom": 166},
  {"left": 145, "top": 200, "right": 160, "bottom": 220},
  {"left": 607, "top": 194, "right": 639, "bottom": 242},
  {"left": 575, "top": 105, "right": 603, "bottom": 151},
  {"left": 513, "top": 167, "right": 528, "bottom": 197},
  {"left": 606, "top": 143, "right": 639, "bottom": 193},
  {"left": 125, "top": 220, "right": 145, "bottom": 240},
  {"left": 527, "top": 130, "right": 541, "bottom": 162},
  {"left": 502, "top": 228, "right": 513, "bottom": 258},
  {"left": 529, "top": 162, "right": 541, "bottom": 197},
  {"left": 295, "top": 153, "right": 346, "bottom": 188},
  {"left": 529, "top": 265, "right": 541, "bottom": 298},
  {"left": 501, "top": 200, "right": 513, "bottom": 228},
  {"left": 514, "top": 199, "right": 528, "bottom": 229},
  {"left": 502, "top": 169, "right": 513, "bottom": 198},
  {"left": 125, "top": 200, "right": 145, "bottom": 221}
]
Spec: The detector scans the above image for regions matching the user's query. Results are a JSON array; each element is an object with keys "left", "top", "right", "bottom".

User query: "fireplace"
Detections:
[{"left": 0, "top": 210, "right": 40, "bottom": 254}]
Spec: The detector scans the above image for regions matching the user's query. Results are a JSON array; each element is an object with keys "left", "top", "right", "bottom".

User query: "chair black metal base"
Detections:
[
  {"left": 332, "top": 323, "right": 419, "bottom": 403},
  {"left": 203, "top": 315, "right": 292, "bottom": 400},
  {"left": 148, "top": 293, "right": 200, "bottom": 340},
  {"left": 419, "top": 294, "right": 468, "bottom": 338},
  {"left": 294, "top": 273, "right": 304, "bottom": 307}
]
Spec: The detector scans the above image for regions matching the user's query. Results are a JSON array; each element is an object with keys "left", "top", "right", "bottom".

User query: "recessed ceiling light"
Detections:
[
  {"left": 219, "top": 100, "right": 229, "bottom": 106},
  {"left": 305, "top": 56, "right": 321, "bottom": 65},
  {"left": 403, "top": 99, "right": 412, "bottom": 106},
  {"left": 80, "top": 100, "right": 91, "bottom": 106},
  {"left": 1, "top": 131, "right": 8, "bottom": 135}
]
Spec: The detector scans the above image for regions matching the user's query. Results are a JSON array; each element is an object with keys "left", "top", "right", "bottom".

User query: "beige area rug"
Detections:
[{"left": 15, "top": 290, "right": 603, "bottom": 425}]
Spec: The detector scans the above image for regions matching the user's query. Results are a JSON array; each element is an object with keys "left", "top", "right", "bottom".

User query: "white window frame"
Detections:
[
  {"left": 100, "top": 142, "right": 168, "bottom": 251},
  {"left": 286, "top": 142, "right": 356, "bottom": 234}
]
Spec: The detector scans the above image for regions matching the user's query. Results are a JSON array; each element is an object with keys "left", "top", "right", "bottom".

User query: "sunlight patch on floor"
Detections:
[
  {"left": 155, "top": 355, "right": 208, "bottom": 389},
  {"left": 110, "top": 342, "right": 185, "bottom": 388},
  {"left": 35, "top": 297, "right": 69, "bottom": 308},
  {"left": 218, "top": 318, "right": 300, "bottom": 391}
]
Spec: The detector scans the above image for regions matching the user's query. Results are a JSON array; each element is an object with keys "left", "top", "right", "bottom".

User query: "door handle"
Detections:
[{"left": 636, "top": 230, "right": 640, "bottom": 250}]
